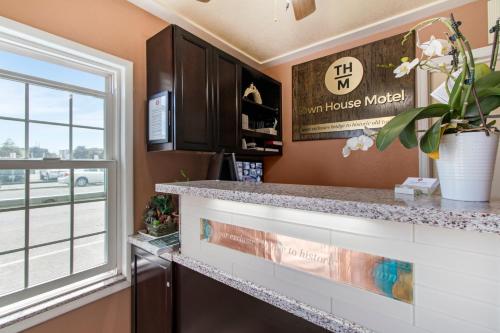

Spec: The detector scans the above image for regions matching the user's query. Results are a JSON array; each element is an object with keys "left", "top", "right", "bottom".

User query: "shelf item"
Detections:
[
  {"left": 242, "top": 114, "right": 249, "bottom": 130},
  {"left": 243, "top": 83, "right": 263, "bottom": 104},
  {"left": 241, "top": 129, "right": 277, "bottom": 140},
  {"left": 246, "top": 142, "right": 258, "bottom": 148},
  {"left": 265, "top": 140, "right": 283, "bottom": 146},
  {"left": 255, "top": 128, "right": 277, "bottom": 136}
]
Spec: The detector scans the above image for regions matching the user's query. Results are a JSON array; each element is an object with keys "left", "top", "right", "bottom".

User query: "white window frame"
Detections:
[{"left": 0, "top": 16, "right": 133, "bottom": 328}]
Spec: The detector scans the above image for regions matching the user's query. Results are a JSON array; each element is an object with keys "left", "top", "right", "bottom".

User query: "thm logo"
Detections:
[{"left": 325, "top": 57, "right": 363, "bottom": 95}]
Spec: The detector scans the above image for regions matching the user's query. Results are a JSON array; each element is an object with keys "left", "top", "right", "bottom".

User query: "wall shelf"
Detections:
[
  {"left": 237, "top": 149, "right": 282, "bottom": 156},
  {"left": 242, "top": 98, "right": 278, "bottom": 113},
  {"left": 240, "top": 65, "right": 282, "bottom": 157},
  {"left": 241, "top": 129, "right": 278, "bottom": 140}
]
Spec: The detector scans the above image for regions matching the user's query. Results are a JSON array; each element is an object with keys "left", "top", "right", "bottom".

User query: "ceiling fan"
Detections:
[{"left": 196, "top": 0, "right": 316, "bottom": 21}]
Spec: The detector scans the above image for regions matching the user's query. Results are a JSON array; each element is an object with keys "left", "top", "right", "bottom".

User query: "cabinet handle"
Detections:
[{"left": 166, "top": 281, "right": 171, "bottom": 288}]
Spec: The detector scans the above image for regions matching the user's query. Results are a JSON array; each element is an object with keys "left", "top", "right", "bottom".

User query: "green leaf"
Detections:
[
  {"left": 420, "top": 115, "right": 445, "bottom": 154},
  {"left": 474, "top": 63, "right": 492, "bottom": 81},
  {"left": 449, "top": 71, "right": 465, "bottom": 111},
  {"left": 474, "top": 71, "right": 500, "bottom": 91},
  {"left": 376, "top": 104, "right": 450, "bottom": 151},
  {"left": 399, "top": 121, "right": 418, "bottom": 149},
  {"left": 464, "top": 95, "right": 500, "bottom": 118},
  {"left": 463, "top": 70, "right": 500, "bottom": 106},
  {"left": 472, "top": 86, "right": 500, "bottom": 100}
]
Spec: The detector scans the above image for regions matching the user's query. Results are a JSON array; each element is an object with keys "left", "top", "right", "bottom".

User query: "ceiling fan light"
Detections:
[{"left": 291, "top": 0, "right": 316, "bottom": 20}]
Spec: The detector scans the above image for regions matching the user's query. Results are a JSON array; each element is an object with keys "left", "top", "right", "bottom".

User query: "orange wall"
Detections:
[
  {"left": 0, "top": 0, "right": 210, "bottom": 332},
  {"left": 263, "top": 0, "right": 488, "bottom": 188},
  {"left": 22, "top": 288, "right": 130, "bottom": 333}
]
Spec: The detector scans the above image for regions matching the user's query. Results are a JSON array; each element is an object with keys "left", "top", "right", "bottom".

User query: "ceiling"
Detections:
[{"left": 130, "top": 0, "right": 474, "bottom": 67}]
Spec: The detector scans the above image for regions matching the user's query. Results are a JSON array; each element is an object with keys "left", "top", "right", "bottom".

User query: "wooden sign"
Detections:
[{"left": 292, "top": 33, "right": 415, "bottom": 141}]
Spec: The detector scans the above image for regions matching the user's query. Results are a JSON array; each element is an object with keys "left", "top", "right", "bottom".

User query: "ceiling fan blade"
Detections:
[{"left": 291, "top": 0, "right": 316, "bottom": 20}]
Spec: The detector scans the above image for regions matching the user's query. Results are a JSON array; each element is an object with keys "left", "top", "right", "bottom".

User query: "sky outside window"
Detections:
[
  {"left": 0, "top": 49, "right": 105, "bottom": 91},
  {"left": 0, "top": 49, "right": 106, "bottom": 159}
]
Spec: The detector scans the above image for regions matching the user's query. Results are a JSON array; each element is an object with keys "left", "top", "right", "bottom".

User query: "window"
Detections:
[{"left": 0, "top": 36, "right": 126, "bottom": 308}]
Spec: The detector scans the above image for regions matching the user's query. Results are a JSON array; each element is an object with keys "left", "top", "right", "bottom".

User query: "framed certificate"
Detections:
[{"left": 148, "top": 91, "right": 169, "bottom": 144}]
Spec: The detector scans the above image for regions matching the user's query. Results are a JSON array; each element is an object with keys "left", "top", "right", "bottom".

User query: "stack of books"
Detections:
[{"left": 264, "top": 140, "right": 282, "bottom": 152}]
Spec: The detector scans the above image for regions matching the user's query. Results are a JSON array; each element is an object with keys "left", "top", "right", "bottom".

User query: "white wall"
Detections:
[{"left": 180, "top": 196, "right": 500, "bottom": 333}]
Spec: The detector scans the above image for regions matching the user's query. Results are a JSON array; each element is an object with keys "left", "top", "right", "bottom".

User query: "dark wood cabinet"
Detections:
[
  {"left": 147, "top": 26, "right": 213, "bottom": 152},
  {"left": 213, "top": 49, "right": 240, "bottom": 151},
  {"left": 146, "top": 25, "right": 282, "bottom": 155},
  {"left": 174, "top": 264, "right": 327, "bottom": 333},
  {"left": 131, "top": 249, "right": 327, "bottom": 333},
  {"left": 132, "top": 246, "right": 173, "bottom": 333},
  {"left": 173, "top": 28, "right": 214, "bottom": 151}
]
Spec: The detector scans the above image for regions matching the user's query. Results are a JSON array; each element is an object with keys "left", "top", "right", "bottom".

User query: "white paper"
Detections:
[
  {"left": 149, "top": 94, "right": 168, "bottom": 141},
  {"left": 430, "top": 70, "right": 461, "bottom": 104}
]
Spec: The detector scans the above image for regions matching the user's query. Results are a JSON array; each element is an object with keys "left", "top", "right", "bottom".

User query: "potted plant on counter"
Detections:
[
  {"left": 346, "top": 15, "right": 500, "bottom": 202},
  {"left": 143, "top": 194, "right": 179, "bottom": 237}
]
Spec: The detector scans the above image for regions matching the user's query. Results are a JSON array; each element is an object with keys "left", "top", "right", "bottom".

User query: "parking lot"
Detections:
[{"left": 0, "top": 173, "right": 107, "bottom": 296}]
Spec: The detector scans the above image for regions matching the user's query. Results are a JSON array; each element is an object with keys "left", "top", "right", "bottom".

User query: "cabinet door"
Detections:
[
  {"left": 132, "top": 247, "right": 173, "bottom": 333},
  {"left": 174, "top": 27, "right": 213, "bottom": 151},
  {"left": 174, "top": 265, "right": 327, "bottom": 333},
  {"left": 213, "top": 49, "right": 240, "bottom": 151}
]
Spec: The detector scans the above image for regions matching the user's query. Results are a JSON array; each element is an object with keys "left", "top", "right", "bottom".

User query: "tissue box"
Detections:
[{"left": 255, "top": 128, "right": 277, "bottom": 136}]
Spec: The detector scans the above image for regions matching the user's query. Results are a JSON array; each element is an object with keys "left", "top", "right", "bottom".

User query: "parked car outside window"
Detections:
[
  {"left": 58, "top": 169, "right": 105, "bottom": 187},
  {"left": 0, "top": 169, "right": 24, "bottom": 186},
  {"left": 40, "top": 169, "right": 65, "bottom": 181}
]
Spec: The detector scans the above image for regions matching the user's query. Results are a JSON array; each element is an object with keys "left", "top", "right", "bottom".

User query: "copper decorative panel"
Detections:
[{"left": 200, "top": 218, "right": 413, "bottom": 303}]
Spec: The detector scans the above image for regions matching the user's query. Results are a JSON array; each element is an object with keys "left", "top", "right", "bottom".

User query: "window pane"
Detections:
[
  {"left": 74, "top": 201, "right": 105, "bottom": 237},
  {"left": 0, "top": 50, "right": 105, "bottom": 92},
  {"left": 74, "top": 234, "right": 106, "bottom": 273},
  {"left": 0, "top": 251, "right": 24, "bottom": 296},
  {"left": 0, "top": 169, "right": 25, "bottom": 194},
  {"left": 72, "top": 128, "right": 104, "bottom": 160},
  {"left": 30, "top": 169, "right": 70, "bottom": 207},
  {"left": 73, "top": 94, "right": 104, "bottom": 128},
  {"left": 0, "top": 78, "right": 25, "bottom": 119},
  {"left": 0, "top": 119, "right": 25, "bottom": 159},
  {"left": 74, "top": 169, "right": 106, "bottom": 199},
  {"left": 29, "top": 85, "right": 70, "bottom": 124},
  {"left": 29, "top": 205, "right": 70, "bottom": 246},
  {"left": 29, "top": 241, "right": 70, "bottom": 287},
  {"left": 0, "top": 210, "right": 24, "bottom": 253},
  {"left": 29, "top": 123, "right": 69, "bottom": 159}
]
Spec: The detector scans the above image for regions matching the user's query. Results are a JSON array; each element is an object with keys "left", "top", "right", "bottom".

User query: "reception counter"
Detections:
[{"left": 153, "top": 180, "right": 500, "bottom": 333}]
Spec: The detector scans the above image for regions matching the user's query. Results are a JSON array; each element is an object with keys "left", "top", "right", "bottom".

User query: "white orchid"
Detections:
[
  {"left": 393, "top": 57, "right": 419, "bottom": 78},
  {"left": 342, "top": 135, "right": 374, "bottom": 158},
  {"left": 418, "top": 35, "right": 451, "bottom": 58}
]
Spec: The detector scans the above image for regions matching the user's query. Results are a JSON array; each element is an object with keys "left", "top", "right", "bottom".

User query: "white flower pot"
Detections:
[{"left": 436, "top": 131, "right": 499, "bottom": 201}]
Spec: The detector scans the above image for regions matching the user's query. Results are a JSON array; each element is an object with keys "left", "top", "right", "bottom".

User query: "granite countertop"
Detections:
[
  {"left": 129, "top": 235, "right": 372, "bottom": 333},
  {"left": 156, "top": 180, "right": 500, "bottom": 235}
]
